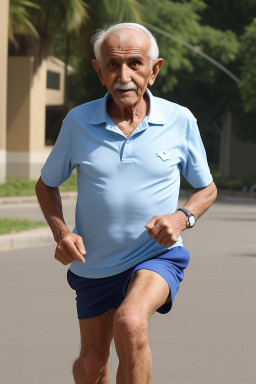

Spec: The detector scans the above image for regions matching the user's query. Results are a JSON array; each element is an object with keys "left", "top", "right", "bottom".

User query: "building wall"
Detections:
[
  {"left": 0, "top": 0, "right": 9, "bottom": 182},
  {"left": 7, "top": 57, "right": 31, "bottom": 152},
  {"left": 30, "top": 59, "right": 49, "bottom": 153},
  {"left": 7, "top": 57, "right": 51, "bottom": 179}
]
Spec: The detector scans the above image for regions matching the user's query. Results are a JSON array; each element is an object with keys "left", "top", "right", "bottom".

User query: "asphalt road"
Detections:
[{"left": 0, "top": 195, "right": 255, "bottom": 383}]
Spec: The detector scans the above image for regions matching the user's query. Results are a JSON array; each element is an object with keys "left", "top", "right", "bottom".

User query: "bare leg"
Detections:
[
  {"left": 73, "top": 309, "right": 116, "bottom": 384},
  {"left": 113, "top": 270, "right": 170, "bottom": 384}
]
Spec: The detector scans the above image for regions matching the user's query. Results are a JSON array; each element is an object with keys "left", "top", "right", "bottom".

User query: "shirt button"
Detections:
[{"left": 126, "top": 140, "right": 130, "bottom": 144}]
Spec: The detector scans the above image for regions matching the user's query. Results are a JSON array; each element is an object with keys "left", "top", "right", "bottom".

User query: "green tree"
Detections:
[
  {"left": 143, "top": 0, "right": 238, "bottom": 94},
  {"left": 9, "top": 0, "right": 88, "bottom": 64},
  {"left": 200, "top": 0, "right": 256, "bottom": 124},
  {"left": 239, "top": 19, "right": 256, "bottom": 114}
]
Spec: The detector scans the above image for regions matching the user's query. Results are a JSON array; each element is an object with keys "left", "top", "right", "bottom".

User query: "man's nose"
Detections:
[{"left": 118, "top": 64, "right": 131, "bottom": 83}]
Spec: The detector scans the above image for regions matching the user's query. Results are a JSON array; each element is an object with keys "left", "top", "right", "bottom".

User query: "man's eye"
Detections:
[
  {"left": 132, "top": 61, "right": 141, "bottom": 66},
  {"left": 108, "top": 62, "right": 116, "bottom": 67}
]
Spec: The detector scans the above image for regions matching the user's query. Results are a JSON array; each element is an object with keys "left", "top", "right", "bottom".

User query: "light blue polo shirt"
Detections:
[{"left": 41, "top": 89, "right": 212, "bottom": 278}]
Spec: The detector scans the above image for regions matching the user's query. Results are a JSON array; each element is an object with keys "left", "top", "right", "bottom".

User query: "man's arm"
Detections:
[
  {"left": 35, "top": 177, "right": 86, "bottom": 265},
  {"left": 145, "top": 181, "right": 217, "bottom": 247}
]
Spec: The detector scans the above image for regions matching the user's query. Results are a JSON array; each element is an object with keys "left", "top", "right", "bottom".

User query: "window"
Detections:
[{"left": 47, "top": 70, "right": 60, "bottom": 90}]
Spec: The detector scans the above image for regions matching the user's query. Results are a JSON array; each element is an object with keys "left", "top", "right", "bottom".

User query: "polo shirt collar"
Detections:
[
  {"left": 146, "top": 89, "right": 166, "bottom": 125},
  {"left": 89, "top": 88, "right": 166, "bottom": 125},
  {"left": 89, "top": 92, "right": 110, "bottom": 125}
]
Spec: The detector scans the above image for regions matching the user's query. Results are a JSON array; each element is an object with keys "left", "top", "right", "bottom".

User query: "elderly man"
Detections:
[{"left": 36, "top": 23, "right": 217, "bottom": 384}]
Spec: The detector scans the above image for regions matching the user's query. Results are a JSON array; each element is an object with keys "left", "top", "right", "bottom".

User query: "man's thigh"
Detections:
[
  {"left": 124, "top": 269, "right": 170, "bottom": 318},
  {"left": 79, "top": 309, "right": 116, "bottom": 356}
]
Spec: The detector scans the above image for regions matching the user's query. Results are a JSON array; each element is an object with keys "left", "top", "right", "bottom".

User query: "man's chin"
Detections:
[
  {"left": 114, "top": 96, "right": 139, "bottom": 107},
  {"left": 111, "top": 90, "right": 140, "bottom": 106},
  {"left": 114, "top": 89, "right": 137, "bottom": 96}
]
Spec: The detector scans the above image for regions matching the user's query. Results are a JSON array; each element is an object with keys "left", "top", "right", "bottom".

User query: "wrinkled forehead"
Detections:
[{"left": 101, "top": 28, "right": 151, "bottom": 58}]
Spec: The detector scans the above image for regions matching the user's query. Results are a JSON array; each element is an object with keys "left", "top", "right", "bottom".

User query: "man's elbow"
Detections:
[{"left": 209, "top": 181, "right": 217, "bottom": 204}]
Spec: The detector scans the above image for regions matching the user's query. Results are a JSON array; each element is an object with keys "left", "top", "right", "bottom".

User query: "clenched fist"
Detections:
[
  {"left": 54, "top": 232, "right": 86, "bottom": 265},
  {"left": 145, "top": 212, "right": 187, "bottom": 248}
]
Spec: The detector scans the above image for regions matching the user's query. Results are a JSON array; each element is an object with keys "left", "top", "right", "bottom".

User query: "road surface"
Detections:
[{"left": 0, "top": 194, "right": 255, "bottom": 383}]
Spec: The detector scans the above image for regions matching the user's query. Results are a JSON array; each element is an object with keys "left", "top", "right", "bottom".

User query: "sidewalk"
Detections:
[{"left": 0, "top": 189, "right": 255, "bottom": 252}]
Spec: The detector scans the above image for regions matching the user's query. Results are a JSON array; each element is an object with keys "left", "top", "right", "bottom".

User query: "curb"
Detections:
[
  {"left": 0, "top": 192, "right": 77, "bottom": 205},
  {"left": 0, "top": 227, "right": 54, "bottom": 252}
]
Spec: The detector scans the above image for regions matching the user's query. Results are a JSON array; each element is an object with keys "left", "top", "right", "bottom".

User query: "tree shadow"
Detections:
[{"left": 232, "top": 253, "right": 256, "bottom": 258}]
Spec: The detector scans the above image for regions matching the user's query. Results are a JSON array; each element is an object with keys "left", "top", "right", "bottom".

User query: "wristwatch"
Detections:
[{"left": 177, "top": 208, "right": 196, "bottom": 228}]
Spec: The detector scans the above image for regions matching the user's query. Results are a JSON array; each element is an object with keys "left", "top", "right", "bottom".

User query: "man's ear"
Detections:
[
  {"left": 148, "top": 58, "right": 164, "bottom": 86},
  {"left": 91, "top": 59, "right": 106, "bottom": 86}
]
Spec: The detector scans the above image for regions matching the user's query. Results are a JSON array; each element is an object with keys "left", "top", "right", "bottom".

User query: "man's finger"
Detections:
[
  {"left": 67, "top": 241, "right": 86, "bottom": 264},
  {"left": 148, "top": 224, "right": 166, "bottom": 240},
  {"left": 75, "top": 237, "right": 86, "bottom": 255},
  {"left": 55, "top": 250, "right": 71, "bottom": 265},
  {"left": 145, "top": 216, "right": 159, "bottom": 229},
  {"left": 154, "top": 228, "right": 170, "bottom": 244}
]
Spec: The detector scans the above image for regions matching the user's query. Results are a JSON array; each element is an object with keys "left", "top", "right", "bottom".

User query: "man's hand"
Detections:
[
  {"left": 145, "top": 212, "right": 187, "bottom": 248},
  {"left": 54, "top": 232, "right": 86, "bottom": 265}
]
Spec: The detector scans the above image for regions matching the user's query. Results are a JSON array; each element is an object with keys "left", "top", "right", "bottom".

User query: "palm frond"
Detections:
[{"left": 9, "top": 0, "right": 40, "bottom": 41}]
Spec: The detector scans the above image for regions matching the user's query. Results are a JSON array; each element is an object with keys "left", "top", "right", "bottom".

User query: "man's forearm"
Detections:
[
  {"left": 35, "top": 177, "right": 70, "bottom": 243},
  {"left": 182, "top": 181, "right": 217, "bottom": 221},
  {"left": 145, "top": 181, "right": 217, "bottom": 247}
]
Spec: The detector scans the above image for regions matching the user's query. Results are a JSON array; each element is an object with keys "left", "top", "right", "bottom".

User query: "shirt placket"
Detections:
[
  {"left": 121, "top": 137, "right": 133, "bottom": 164},
  {"left": 105, "top": 117, "right": 149, "bottom": 165}
]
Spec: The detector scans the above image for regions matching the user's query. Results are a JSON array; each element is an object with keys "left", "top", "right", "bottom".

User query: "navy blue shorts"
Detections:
[{"left": 67, "top": 246, "right": 190, "bottom": 319}]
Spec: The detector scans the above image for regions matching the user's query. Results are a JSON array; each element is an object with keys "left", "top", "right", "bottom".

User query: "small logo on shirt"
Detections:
[{"left": 156, "top": 151, "right": 170, "bottom": 161}]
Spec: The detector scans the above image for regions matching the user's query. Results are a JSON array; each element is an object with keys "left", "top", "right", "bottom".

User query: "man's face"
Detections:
[{"left": 92, "top": 29, "right": 163, "bottom": 108}]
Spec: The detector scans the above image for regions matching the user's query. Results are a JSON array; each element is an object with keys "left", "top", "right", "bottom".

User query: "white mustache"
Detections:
[{"left": 113, "top": 82, "right": 137, "bottom": 91}]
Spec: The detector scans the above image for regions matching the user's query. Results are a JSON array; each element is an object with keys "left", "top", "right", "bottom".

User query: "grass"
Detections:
[
  {"left": 214, "top": 174, "right": 256, "bottom": 192},
  {"left": 181, "top": 165, "right": 256, "bottom": 192},
  {"left": 0, "top": 218, "right": 47, "bottom": 235},
  {"left": 0, "top": 172, "right": 77, "bottom": 197},
  {"left": 0, "top": 169, "right": 256, "bottom": 197}
]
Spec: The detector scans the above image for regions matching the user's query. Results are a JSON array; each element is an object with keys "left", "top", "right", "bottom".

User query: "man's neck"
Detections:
[{"left": 107, "top": 93, "right": 150, "bottom": 124}]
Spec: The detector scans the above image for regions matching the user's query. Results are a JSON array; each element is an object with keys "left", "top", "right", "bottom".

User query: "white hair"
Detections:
[{"left": 91, "top": 23, "right": 159, "bottom": 67}]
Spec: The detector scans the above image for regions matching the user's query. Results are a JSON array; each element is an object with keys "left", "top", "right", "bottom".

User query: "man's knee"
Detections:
[
  {"left": 80, "top": 348, "right": 110, "bottom": 378},
  {"left": 114, "top": 306, "right": 148, "bottom": 350}
]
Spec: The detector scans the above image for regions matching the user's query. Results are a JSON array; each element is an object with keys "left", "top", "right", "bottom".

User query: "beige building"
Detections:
[
  {"left": 0, "top": 0, "right": 74, "bottom": 182},
  {"left": 7, "top": 56, "right": 74, "bottom": 179}
]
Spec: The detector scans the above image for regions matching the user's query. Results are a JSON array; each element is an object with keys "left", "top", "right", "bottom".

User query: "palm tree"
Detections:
[
  {"left": 9, "top": 0, "right": 40, "bottom": 42},
  {"left": 9, "top": 0, "right": 88, "bottom": 63}
]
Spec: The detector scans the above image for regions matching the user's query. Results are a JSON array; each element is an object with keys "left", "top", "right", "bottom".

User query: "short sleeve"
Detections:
[
  {"left": 181, "top": 114, "right": 213, "bottom": 189},
  {"left": 41, "top": 117, "right": 75, "bottom": 187}
]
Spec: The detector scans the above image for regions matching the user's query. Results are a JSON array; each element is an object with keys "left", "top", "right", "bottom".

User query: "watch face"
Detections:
[{"left": 189, "top": 216, "right": 196, "bottom": 227}]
